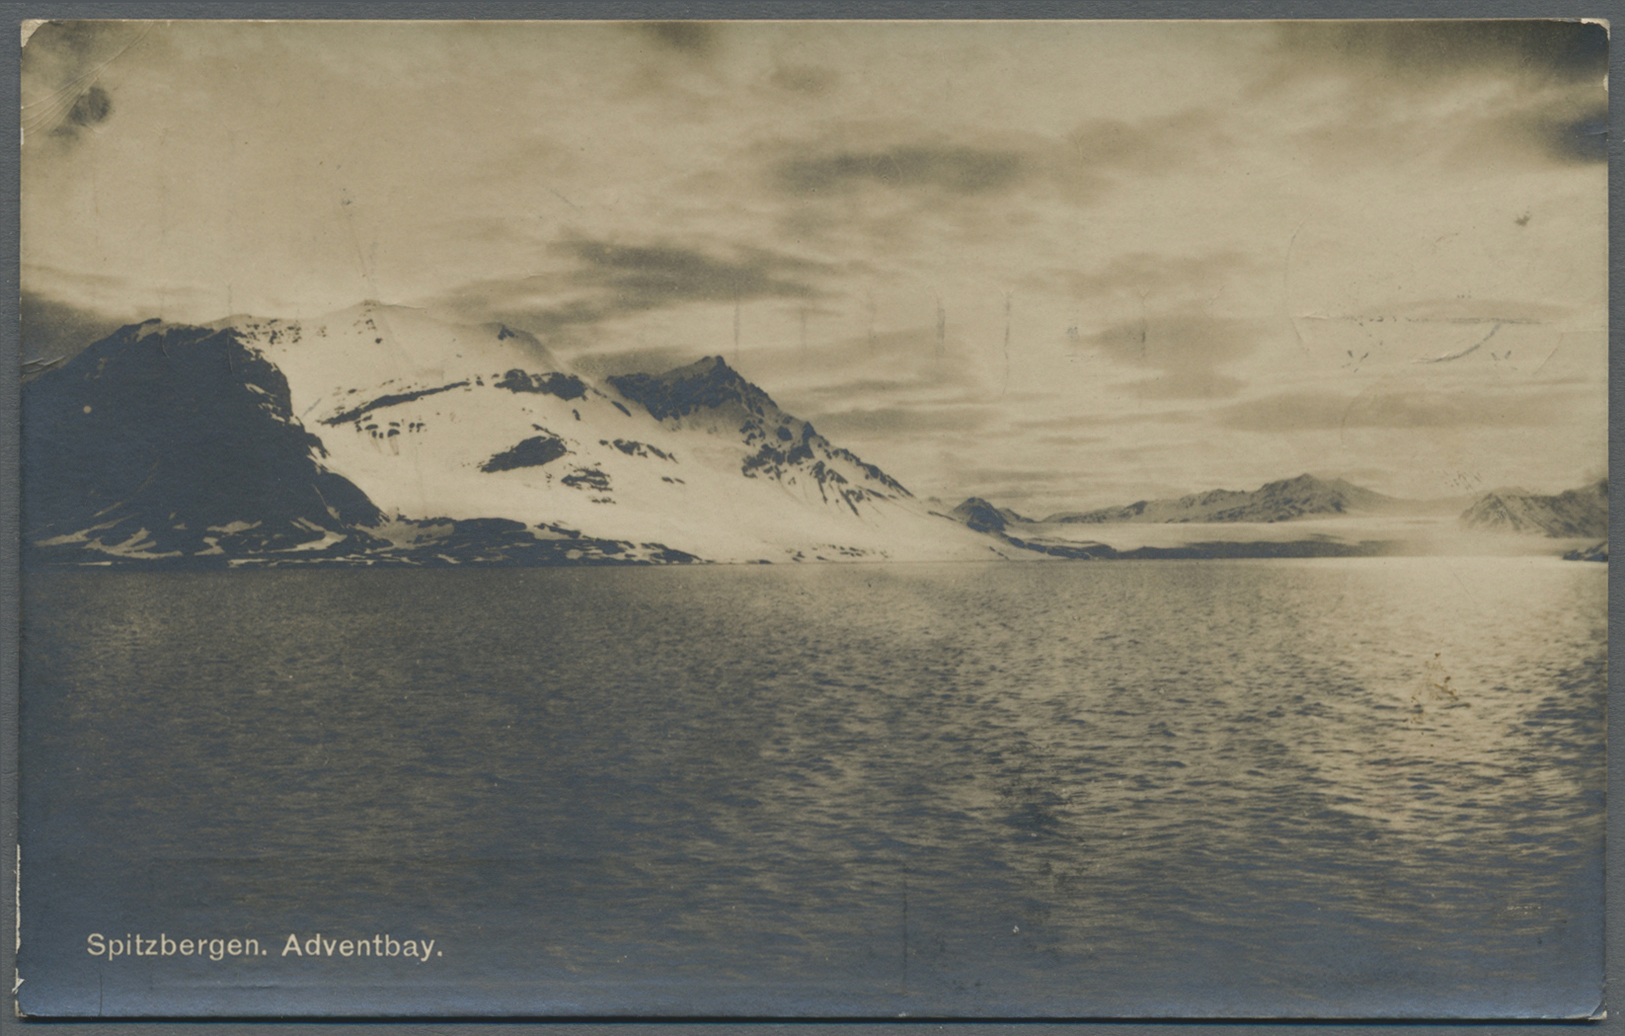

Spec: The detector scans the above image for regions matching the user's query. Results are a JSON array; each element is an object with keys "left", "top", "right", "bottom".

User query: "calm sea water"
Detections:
[{"left": 19, "top": 559, "right": 1605, "bottom": 1017}]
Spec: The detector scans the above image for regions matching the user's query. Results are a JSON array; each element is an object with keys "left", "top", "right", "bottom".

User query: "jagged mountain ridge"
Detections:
[
  {"left": 610, "top": 357, "right": 910, "bottom": 514},
  {"left": 1458, "top": 479, "right": 1608, "bottom": 538},
  {"left": 24, "top": 304, "right": 1014, "bottom": 566},
  {"left": 1040, "top": 474, "right": 1402, "bottom": 524}
]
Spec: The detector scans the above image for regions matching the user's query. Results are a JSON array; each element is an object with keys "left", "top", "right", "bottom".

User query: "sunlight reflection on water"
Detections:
[{"left": 20, "top": 558, "right": 1604, "bottom": 1016}]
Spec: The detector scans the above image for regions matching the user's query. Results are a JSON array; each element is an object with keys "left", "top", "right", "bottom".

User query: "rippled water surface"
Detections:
[{"left": 20, "top": 559, "right": 1605, "bottom": 1016}]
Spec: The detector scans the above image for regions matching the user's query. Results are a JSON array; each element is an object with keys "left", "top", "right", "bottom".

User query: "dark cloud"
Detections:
[
  {"left": 1429, "top": 89, "right": 1610, "bottom": 167},
  {"left": 776, "top": 146, "right": 1029, "bottom": 196},
  {"left": 1031, "top": 432, "right": 1110, "bottom": 449},
  {"left": 1089, "top": 309, "right": 1263, "bottom": 399},
  {"left": 1066, "top": 118, "right": 1171, "bottom": 170},
  {"left": 763, "top": 128, "right": 1110, "bottom": 250},
  {"left": 1534, "top": 104, "right": 1609, "bottom": 163},
  {"left": 795, "top": 377, "right": 930, "bottom": 401},
  {"left": 1215, "top": 386, "right": 1577, "bottom": 433},
  {"left": 1062, "top": 250, "right": 1257, "bottom": 300},
  {"left": 633, "top": 21, "right": 718, "bottom": 57},
  {"left": 1008, "top": 410, "right": 1199, "bottom": 434},
  {"left": 770, "top": 63, "right": 837, "bottom": 95},
  {"left": 1130, "top": 370, "right": 1246, "bottom": 401},
  {"left": 1062, "top": 108, "right": 1221, "bottom": 178},
  {"left": 563, "top": 239, "right": 822, "bottom": 308},
  {"left": 433, "top": 239, "right": 827, "bottom": 339},
  {"left": 1273, "top": 20, "right": 1608, "bottom": 166},
  {"left": 772, "top": 326, "right": 988, "bottom": 393},
  {"left": 812, "top": 405, "right": 997, "bottom": 437},
  {"left": 1276, "top": 20, "right": 1607, "bottom": 83},
  {"left": 1093, "top": 311, "right": 1251, "bottom": 368},
  {"left": 949, "top": 467, "right": 1097, "bottom": 504},
  {"left": 565, "top": 345, "right": 699, "bottom": 378}
]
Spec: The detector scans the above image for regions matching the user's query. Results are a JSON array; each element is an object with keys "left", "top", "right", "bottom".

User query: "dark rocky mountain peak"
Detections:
[
  {"left": 608, "top": 355, "right": 780, "bottom": 424},
  {"left": 611, "top": 356, "right": 910, "bottom": 499},
  {"left": 23, "top": 321, "right": 383, "bottom": 564},
  {"left": 950, "top": 497, "right": 1031, "bottom": 533}
]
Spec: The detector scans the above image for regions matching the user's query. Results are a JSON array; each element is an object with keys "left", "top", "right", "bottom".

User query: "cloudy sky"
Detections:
[{"left": 22, "top": 18, "right": 1608, "bottom": 511}]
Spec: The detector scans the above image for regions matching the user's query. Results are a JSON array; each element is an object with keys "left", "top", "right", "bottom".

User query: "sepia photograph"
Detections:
[{"left": 14, "top": 15, "right": 1609, "bottom": 1018}]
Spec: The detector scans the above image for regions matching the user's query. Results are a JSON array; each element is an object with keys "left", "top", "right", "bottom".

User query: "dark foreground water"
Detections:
[{"left": 19, "top": 559, "right": 1605, "bottom": 1017}]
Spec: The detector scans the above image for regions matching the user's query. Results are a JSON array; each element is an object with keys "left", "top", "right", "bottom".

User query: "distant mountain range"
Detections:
[
  {"left": 23, "top": 303, "right": 1607, "bottom": 568},
  {"left": 957, "top": 473, "right": 1608, "bottom": 535},
  {"left": 943, "top": 476, "right": 1396, "bottom": 559},
  {"left": 1037, "top": 474, "right": 1403, "bottom": 524},
  {"left": 952, "top": 474, "right": 1410, "bottom": 531},
  {"left": 22, "top": 304, "right": 1015, "bottom": 568},
  {"left": 1457, "top": 479, "right": 1608, "bottom": 538},
  {"left": 947, "top": 473, "right": 1608, "bottom": 560}
]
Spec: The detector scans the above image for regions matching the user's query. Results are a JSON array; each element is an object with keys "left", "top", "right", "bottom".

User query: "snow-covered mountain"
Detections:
[
  {"left": 1458, "top": 479, "right": 1608, "bottom": 538},
  {"left": 1041, "top": 474, "right": 1405, "bottom": 524},
  {"left": 24, "top": 303, "right": 1017, "bottom": 566}
]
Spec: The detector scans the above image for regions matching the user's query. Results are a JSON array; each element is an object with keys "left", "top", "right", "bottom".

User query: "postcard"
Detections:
[{"left": 15, "top": 17, "right": 1607, "bottom": 1017}]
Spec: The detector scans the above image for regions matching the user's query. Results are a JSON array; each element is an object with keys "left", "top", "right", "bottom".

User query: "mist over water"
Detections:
[{"left": 20, "top": 559, "right": 1604, "bottom": 1017}]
